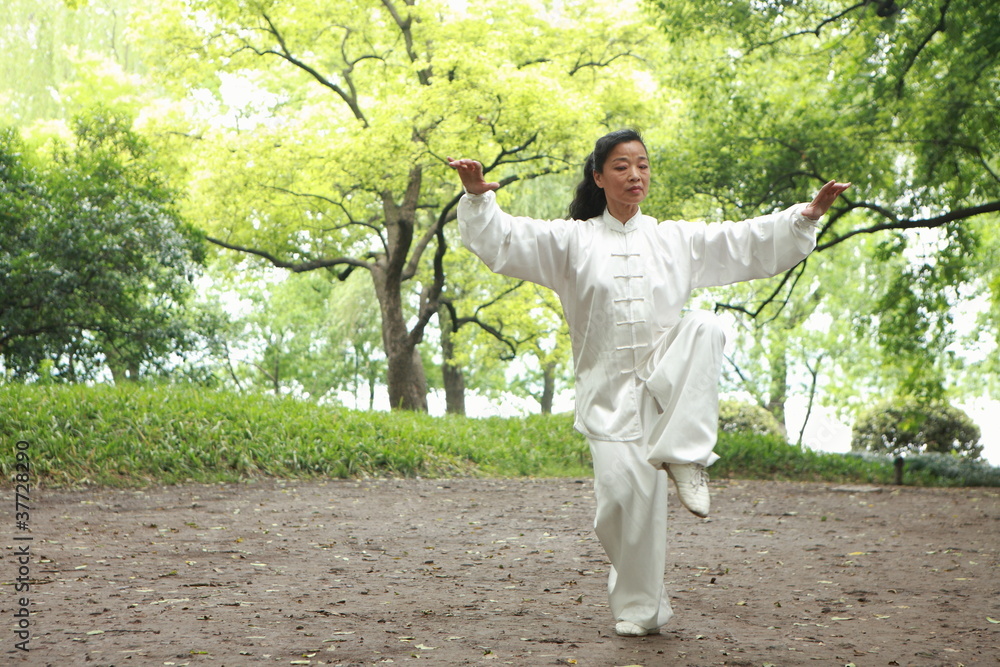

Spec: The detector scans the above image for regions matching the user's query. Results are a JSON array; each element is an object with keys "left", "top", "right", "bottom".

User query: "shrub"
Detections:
[
  {"left": 901, "top": 452, "right": 1000, "bottom": 487},
  {"left": 851, "top": 398, "right": 982, "bottom": 459},
  {"left": 718, "top": 399, "right": 785, "bottom": 438}
]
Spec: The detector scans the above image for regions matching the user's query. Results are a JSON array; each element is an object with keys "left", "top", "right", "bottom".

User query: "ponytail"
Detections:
[
  {"left": 567, "top": 129, "right": 645, "bottom": 221},
  {"left": 568, "top": 153, "right": 604, "bottom": 220}
]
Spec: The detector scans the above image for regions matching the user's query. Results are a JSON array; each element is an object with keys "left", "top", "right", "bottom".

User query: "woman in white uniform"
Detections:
[{"left": 448, "top": 129, "right": 849, "bottom": 637}]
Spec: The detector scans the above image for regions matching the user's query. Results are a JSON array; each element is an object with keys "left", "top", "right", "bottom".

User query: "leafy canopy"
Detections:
[{"left": 0, "top": 109, "right": 206, "bottom": 382}]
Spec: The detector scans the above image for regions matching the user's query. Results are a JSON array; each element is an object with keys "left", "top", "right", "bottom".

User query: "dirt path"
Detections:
[{"left": 3, "top": 477, "right": 999, "bottom": 666}]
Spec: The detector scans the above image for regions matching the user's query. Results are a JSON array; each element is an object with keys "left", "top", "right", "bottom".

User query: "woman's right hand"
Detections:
[{"left": 447, "top": 157, "right": 500, "bottom": 195}]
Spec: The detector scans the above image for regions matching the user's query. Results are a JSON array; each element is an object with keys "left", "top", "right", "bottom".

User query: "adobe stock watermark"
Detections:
[{"left": 10, "top": 439, "right": 33, "bottom": 652}]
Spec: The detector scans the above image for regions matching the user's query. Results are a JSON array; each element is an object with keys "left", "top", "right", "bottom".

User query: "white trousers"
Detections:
[{"left": 587, "top": 311, "right": 725, "bottom": 630}]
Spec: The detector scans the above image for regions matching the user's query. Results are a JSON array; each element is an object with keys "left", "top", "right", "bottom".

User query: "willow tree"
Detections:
[
  {"left": 0, "top": 0, "right": 143, "bottom": 124},
  {"left": 138, "top": 0, "right": 662, "bottom": 410}
]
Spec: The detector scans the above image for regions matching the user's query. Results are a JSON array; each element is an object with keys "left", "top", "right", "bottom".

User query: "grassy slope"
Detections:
[{"left": 1, "top": 384, "right": 996, "bottom": 488}]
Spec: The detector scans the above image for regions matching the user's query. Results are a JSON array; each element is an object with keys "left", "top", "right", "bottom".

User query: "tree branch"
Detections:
[
  {"left": 466, "top": 282, "right": 526, "bottom": 322},
  {"left": 569, "top": 51, "right": 644, "bottom": 76},
  {"left": 440, "top": 282, "right": 528, "bottom": 361},
  {"left": 380, "top": 0, "right": 432, "bottom": 85},
  {"left": 207, "top": 236, "right": 373, "bottom": 274},
  {"left": 743, "top": 2, "right": 869, "bottom": 54},
  {"left": 714, "top": 260, "right": 808, "bottom": 321},
  {"left": 262, "top": 184, "right": 389, "bottom": 254},
  {"left": 796, "top": 352, "right": 825, "bottom": 448},
  {"left": 255, "top": 11, "right": 370, "bottom": 126},
  {"left": 717, "top": 197, "right": 998, "bottom": 320},
  {"left": 403, "top": 219, "right": 438, "bottom": 282},
  {"left": 724, "top": 350, "right": 763, "bottom": 405},
  {"left": 894, "top": 0, "right": 950, "bottom": 98},
  {"left": 817, "top": 199, "right": 1000, "bottom": 251}
]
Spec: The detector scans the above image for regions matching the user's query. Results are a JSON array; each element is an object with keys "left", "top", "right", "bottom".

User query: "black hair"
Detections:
[{"left": 567, "top": 129, "right": 645, "bottom": 220}]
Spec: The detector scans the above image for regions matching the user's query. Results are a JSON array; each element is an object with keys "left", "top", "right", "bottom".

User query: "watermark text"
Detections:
[{"left": 11, "top": 440, "right": 33, "bottom": 652}]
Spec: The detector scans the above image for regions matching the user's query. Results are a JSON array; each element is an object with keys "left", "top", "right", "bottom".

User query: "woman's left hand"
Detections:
[{"left": 802, "top": 180, "right": 851, "bottom": 220}]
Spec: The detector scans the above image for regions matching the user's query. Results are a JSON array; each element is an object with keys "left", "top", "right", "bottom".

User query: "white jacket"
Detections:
[{"left": 458, "top": 191, "right": 818, "bottom": 441}]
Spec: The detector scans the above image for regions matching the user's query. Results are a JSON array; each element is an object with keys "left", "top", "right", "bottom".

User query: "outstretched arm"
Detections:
[
  {"left": 447, "top": 157, "right": 500, "bottom": 196},
  {"left": 802, "top": 180, "right": 851, "bottom": 220}
]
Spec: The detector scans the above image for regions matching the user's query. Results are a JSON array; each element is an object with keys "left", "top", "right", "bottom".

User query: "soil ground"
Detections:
[{"left": 3, "top": 477, "right": 999, "bottom": 667}]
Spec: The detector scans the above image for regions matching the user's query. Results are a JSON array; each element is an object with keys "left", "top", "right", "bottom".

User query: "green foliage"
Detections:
[
  {"left": 202, "top": 267, "right": 385, "bottom": 402},
  {"left": 719, "top": 399, "right": 785, "bottom": 437},
  {"left": 0, "top": 110, "right": 206, "bottom": 381},
  {"left": 901, "top": 453, "right": 1000, "bottom": 488},
  {"left": 711, "top": 433, "right": 898, "bottom": 485},
  {"left": 4, "top": 0, "right": 997, "bottom": 430},
  {"left": 0, "top": 0, "right": 144, "bottom": 124},
  {"left": 644, "top": 0, "right": 1000, "bottom": 413},
  {"left": 851, "top": 399, "right": 983, "bottom": 459},
  {"left": 4, "top": 385, "right": 995, "bottom": 489},
  {"left": 128, "top": 0, "right": 672, "bottom": 410},
  {"left": 647, "top": 0, "right": 1000, "bottom": 218}
]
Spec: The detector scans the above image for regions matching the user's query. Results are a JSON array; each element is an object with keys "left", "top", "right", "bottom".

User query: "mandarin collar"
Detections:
[{"left": 601, "top": 207, "right": 644, "bottom": 233}]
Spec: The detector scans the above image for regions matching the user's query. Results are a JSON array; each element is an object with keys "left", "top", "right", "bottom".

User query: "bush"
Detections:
[
  {"left": 713, "top": 432, "right": 896, "bottom": 484},
  {"left": 851, "top": 398, "right": 982, "bottom": 459},
  {"left": 719, "top": 399, "right": 785, "bottom": 438},
  {"left": 902, "top": 452, "right": 1000, "bottom": 487}
]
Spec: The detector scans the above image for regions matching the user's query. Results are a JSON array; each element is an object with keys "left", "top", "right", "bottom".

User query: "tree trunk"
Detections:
[
  {"left": 208, "top": 164, "right": 437, "bottom": 411},
  {"left": 765, "top": 341, "right": 788, "bottom": 432},
  {"left": 386, "top": 347, "right": 427, "bottom": 411},
  {"left": 796, "top": 353, "right": 824, "bottom": 448},
  {"left": 374, "top": 266, "right": 428, "bottom": 411},
  {"left": 439, "top": 304, "right": 466, "bottom": 415},
  {"left": 106, "top": 346, "right": 138, "bottom": 384},
  {"left": 540, "top": 360, "right": 556, "bottom": 414},
  {"left": 383, "top": 333, "right": 428, "bottom": 411},
  {"left": 373, "top": 166, "right": 434, "bottom": 412}
]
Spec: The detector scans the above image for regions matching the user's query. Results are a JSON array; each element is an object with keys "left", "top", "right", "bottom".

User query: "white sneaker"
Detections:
[
  {"left": 667, "top": 463, "right": 710, "bottom": 518},
  {"left": 615, "top": 621, "right": 654, "bottom": 637}
]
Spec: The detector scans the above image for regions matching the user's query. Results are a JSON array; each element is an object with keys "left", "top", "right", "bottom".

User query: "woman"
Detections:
[{"left": 448, "top": 129, "right": 849, "bottom": 637}]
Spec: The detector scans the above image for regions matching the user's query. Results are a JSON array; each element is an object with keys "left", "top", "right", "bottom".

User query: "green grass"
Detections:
[{"left": 1, "top": 384, "right": 997, "bottom": 488}]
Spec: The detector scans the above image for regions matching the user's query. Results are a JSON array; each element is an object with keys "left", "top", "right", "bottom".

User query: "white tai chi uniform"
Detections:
[{"left": 458, "top": 190, "right": 818, "bottom": 630}]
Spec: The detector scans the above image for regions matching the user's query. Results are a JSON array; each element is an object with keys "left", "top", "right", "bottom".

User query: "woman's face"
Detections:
[{"left": 593, "top": 140, "right": 650, "bottom": 212}]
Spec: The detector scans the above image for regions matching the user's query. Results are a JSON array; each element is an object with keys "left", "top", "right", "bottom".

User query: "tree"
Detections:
[
  {"left": 437, "top": 172, "right": 577, "bottom": 414},
  {"left": 0, "top": 0, "right": 143, "bottom": 125},
  {"left": 852, "top": 398, "right": 983, "bottom": 459},
  {"left": 209, "top": 266, "right": 386, "bottom": 404},
  {"left": 0, "top": 110, "right": 206, "bottom": 381},
  {"left": 646, "top": 0, "right": 999, "bottom": 233},
  {"left": 645, "top": 0, "right": 999, "bottom": 425},
  {"left": 444, "top": 274, "right": 572, "bottom": 414},
  {"left": 504, "top": 284, "right": 573, "bottom": 414},
  {"left": 137, "top": 0, "right": 664, "bottom": 411}
]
